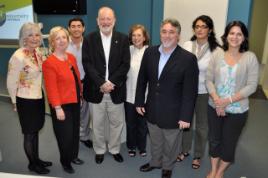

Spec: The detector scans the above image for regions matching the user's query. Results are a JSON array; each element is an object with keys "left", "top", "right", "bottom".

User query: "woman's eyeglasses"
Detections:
[{"left": 194, "top": 25, "right": 208, "bottom": 30}]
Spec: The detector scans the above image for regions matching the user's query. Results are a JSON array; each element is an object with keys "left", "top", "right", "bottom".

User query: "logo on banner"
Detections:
[{"left": 0, "top": 4, "right": 6, "bottom": 26}]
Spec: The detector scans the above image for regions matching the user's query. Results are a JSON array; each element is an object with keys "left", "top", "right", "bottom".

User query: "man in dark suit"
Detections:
[
  {"left": 135, "top": 18, "right": 199, "bottom": 178},
  {"left": 82, "top": 6, "right": 130, "bottom": 164}
]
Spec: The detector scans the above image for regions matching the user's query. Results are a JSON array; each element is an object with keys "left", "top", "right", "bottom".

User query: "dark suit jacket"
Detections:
[
  {"left": 82, "top": 31, "right": 130, "bottom": 104},
  {"left": 135, "top": 45, "right": 199, "bottom": 129}
]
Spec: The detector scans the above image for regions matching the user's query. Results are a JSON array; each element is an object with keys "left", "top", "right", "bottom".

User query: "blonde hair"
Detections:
[
  {"left": 48, "top": 26, "right": 69, "bottom": 52},
  {"left": 19, "top": 22, "right": 42, "bottom": 47}
]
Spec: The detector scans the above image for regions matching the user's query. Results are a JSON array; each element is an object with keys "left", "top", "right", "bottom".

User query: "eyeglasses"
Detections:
[{"left": 194, "top": 25, "right": 208, "bottom": 30}]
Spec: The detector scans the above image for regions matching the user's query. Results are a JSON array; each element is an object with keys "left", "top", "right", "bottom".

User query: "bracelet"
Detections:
[
  {"left": 55, "top": 106, "right": 62, "bottom": 110},
  {"left": 229, "top": 96, "right": 233, "bottom": 103}
]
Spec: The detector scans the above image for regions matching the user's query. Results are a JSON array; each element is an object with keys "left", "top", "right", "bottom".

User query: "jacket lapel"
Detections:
[
  {"left": 109, "top": 32, "right": 118, "bottom": 65},
  {"left": 95, "top": 32, "right": 106, "bottom": 61},
  {"left": 158, "top": 45, "right": 180, "bottom": 80},
  {"left": 154, "top": 50, "right": 161, "bottom": 81}
]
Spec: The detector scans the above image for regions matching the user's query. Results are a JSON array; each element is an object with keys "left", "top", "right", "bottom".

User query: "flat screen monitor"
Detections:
[{"left": 33, "top": 0, "right": 87, "bottom": 15}]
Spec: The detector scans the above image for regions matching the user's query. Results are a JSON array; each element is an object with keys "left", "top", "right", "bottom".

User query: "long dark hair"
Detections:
[
  {"left": 191, "top": 15, "right": 219, "bottom": 52},
  {"left": 221, "top": 20, "right": 249, "bottom": 52}
]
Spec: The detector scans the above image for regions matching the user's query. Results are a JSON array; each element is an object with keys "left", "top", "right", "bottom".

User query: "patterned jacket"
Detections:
[{"left": 7, "top": 47, "right": 45, "bottom": 103}]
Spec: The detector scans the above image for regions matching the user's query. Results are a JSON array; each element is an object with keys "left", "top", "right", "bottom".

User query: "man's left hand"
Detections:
[
  {"left": 100, "top": 81, "right": 115, "bottom": 93},
  {"left": 178, "top": 120, "right": 190, "bottom": 130}
]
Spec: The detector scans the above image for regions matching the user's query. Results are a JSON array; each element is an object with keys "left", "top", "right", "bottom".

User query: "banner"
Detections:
[{"left": 0, "top": 0, "right": 34, "bottom": 42}]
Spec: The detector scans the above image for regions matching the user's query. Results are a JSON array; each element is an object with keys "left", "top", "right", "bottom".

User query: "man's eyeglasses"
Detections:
[{"left": 194, "top": 25, "right": 208, "bottom": 30}]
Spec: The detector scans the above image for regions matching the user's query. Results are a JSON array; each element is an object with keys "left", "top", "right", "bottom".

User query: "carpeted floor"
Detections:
[
  {"left": 250, "top": 85, "right": 267, "bottom": 100},
  {"left": 0, "top": 98, "right": 268, "bottom": 178}
]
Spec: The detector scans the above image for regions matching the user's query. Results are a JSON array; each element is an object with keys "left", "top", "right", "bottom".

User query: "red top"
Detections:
[{"left": 43, "top": 52, "right": 82, "bottom": 107}]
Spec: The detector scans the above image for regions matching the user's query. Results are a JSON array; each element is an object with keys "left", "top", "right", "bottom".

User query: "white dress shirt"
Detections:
[
  {"left": 126, "top": 45, "right": 148, "bottom": 104},
  {"left": 100, "top": 32, "right": 112, "bottom": 81},
  {"left": 67, "top": 39, "right": 85, "bottom": 79}
]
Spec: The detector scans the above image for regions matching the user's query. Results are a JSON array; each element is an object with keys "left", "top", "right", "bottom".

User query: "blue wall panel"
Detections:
[
  {"left": 0, "top": 0, "right": 257, "bottom": 81},
  {"left": 85, "top": 0, "right": 163, "bottom": 45},
  {"left": 0, "top": 0, "right": 163, "bottom": 76},
  {"left": 227, "top": 0, "right": 253, "bottom": 28},
  {"left": 0, "top": 48, "right": 16, "bottom": 75},
  {"left": 86, "top": 0, "right": 152, "bottom": 37},
  {"left": 37, "top": 0, "right": 163, "bottom": 44}
]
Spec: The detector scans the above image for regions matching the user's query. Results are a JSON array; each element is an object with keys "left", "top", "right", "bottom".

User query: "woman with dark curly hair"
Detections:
[
  {"left": 179, "top": 15, "right": 220, "bottom": 169},
  {"left": 206, "top": 21, "right": 259, "bottom": 178}
]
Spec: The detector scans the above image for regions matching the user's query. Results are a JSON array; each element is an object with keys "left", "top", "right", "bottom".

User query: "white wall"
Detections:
[
  {"left": 262, "top": 24, "right": 268, "bottom": 64},
  {"left": 163, "top": 0, "right": 229, "bottom": 45},
  {"left": 260, "top": 24, "right": 268, "bottom": 95}
]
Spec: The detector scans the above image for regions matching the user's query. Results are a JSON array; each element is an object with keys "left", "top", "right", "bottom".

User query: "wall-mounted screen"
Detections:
[{"left": 33, "top": 0, "right": 87, "bottom": 15}]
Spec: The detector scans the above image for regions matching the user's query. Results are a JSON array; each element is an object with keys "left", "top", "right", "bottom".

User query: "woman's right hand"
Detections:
[
  {"left": 55, "top": 108, "right": 65, "bottom": 120},
  {"left": 211, "top": 93, "right": 226, "bottom": 117},
  {"left": 13, "top": 103, "right": 17, "bottom": 112},
  {"left": 215, "top": 107, "right": 226, "bottom": 117}
]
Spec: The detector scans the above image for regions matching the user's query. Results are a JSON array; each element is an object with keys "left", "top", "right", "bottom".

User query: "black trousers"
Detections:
[
  {"left": 50, "top": 103, "right": 80, "bottom": 166},
  {"left": 124, "top": 102, "right": 148, "bottom": 151},
  {"left": 207, "top": 105, "right": 247, "bottom": 162}
]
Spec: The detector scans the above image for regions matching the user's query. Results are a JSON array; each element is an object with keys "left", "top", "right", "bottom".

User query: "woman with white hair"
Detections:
[{"left": 7, "top": 22, "right": 52, "bottom": 174}]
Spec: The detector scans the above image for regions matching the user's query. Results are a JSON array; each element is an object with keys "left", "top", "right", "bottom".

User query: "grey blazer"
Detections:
[{"left": 206, "top": 48, "right": 259, "bottom": 111}]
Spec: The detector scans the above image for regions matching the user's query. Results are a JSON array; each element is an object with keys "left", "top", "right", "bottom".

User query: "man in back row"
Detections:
[
  {"left": 67, "top": 17, "right": 93, "bottom": 149},
  {"left": 82, "top": 6, "right": 130, "bottom": 164}
]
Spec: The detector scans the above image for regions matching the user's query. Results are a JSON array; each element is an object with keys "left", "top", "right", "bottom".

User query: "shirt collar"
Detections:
[
  {"left": 100, "top": 31, "right": 112, "bottom": 39},
  {"left": 69, "top": 38, "right": 83, "bottom": 46},
  {"left": 158, "top": 44, "right": 176, "bottom": 55},
  {"left": 195, "top": 40, "right": 208, "bottom": 50}
]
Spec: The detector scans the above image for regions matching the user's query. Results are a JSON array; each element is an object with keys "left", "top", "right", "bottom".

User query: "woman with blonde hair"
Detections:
[{"left": 43, "top": 26, "right": 83, "bottom": 174}]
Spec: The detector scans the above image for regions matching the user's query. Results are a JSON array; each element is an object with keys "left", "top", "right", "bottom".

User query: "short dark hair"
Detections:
[
  {"left": 68, "top": 17, "right": 85, "bottom": 27},
  {"left": 191, "top": 15, "right": 219, "bottom": 52},
  {"left": 128, "top": 24, "right": 150, "bottom": 46},
  {"left": 221, "top": 20, "right": 249, "bottom": 52}
]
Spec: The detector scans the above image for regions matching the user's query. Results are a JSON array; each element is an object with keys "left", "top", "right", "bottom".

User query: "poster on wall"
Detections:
[{"left": 0, "top": 0, "right": 34, "bottom": 45}]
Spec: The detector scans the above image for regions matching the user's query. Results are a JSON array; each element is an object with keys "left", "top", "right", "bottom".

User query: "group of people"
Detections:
[{"left": 6, "top": 6, "right": 259, "bottom": 178}]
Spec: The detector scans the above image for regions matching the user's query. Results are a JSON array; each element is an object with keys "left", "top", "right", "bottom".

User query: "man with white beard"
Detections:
[{"left": 82, "top": 6, "right": 130, "bottom": 164}]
